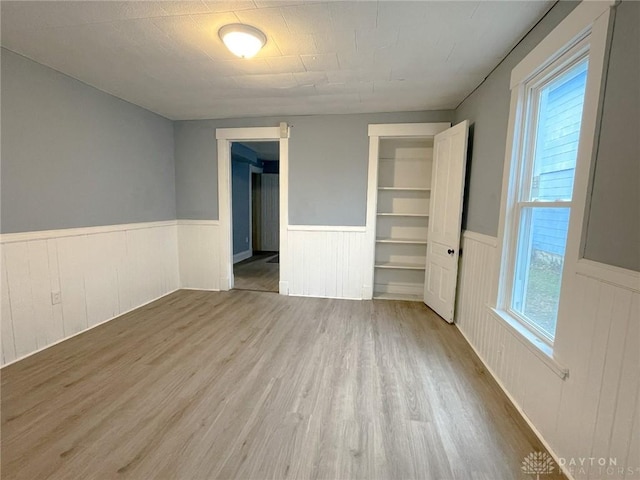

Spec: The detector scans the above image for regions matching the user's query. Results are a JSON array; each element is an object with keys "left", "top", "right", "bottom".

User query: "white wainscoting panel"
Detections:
[
  {"left": 0, "top": 221, "right": 179, "bottom": 366},
  {"left": 455, "top": 231, "right": 640, "bottom": 480},
  {"left": 287, "top": 226, "right": 367, "bottom": 300},
  {"left": 177, "top": 220, "right": 221, "bottom": 290}
]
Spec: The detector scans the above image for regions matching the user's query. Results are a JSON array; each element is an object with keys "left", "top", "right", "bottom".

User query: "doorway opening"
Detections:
[
  {"left": 216, "top": 125, "right": 289, "bottom": 295},
  {"left": 231, "top": 141, "right": 280, "bottom": 293}
]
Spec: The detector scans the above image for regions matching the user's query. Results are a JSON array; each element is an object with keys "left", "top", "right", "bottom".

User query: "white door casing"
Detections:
[
  {"left": 365, "top": 122, "right": 451, "bottom": 300},
  {"left": 423, "top": 120, "right": 469, "bottom": 322},
  {"left": 216, "top": 125, "right": 289, "bottom": 293}
]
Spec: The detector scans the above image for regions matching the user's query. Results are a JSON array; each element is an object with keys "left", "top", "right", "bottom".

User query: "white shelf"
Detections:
[
  {"left": 375, "top": 262, "right": 425, "bottom": 271},
  {"left": 375, "top": 137, "right": 432, "bottom": 304},
  {"left": 373, "top": 292, "right": 423, "bottom": 302},
  {"left": 376, "top": 238, "right": 427, "bottom": 245},
  {"left": 377, "top": 213, "right": 429, "bottom": 218},
  {"left": 377, "top": 187, "right": 430, "bottom": 192}
]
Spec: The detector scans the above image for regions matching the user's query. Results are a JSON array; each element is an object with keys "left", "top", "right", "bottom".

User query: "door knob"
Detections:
[{"left": 447, "top": 249, "right": 455, "bottom": 255}]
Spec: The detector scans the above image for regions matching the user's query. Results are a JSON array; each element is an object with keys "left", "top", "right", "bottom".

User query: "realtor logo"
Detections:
[{"left": 522, "top": 451, "right": 555, "bottom": 479}]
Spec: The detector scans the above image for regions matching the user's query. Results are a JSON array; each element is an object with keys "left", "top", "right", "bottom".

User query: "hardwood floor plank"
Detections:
[
  {"left": 233, "top": 253, "right": 279, "bottom": 293},
  {"left": 1, "top": 290, "right": 564, "bottom": 479}
]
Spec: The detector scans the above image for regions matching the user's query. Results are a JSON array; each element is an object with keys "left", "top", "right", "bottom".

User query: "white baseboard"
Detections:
[
  {"left": 1, "top": 288, "right": 179, "bottom": 369},
  {"left": 288, "top": 293, "right": 362, "bottom": 301},
  {"left": 455, "top": 325, "right": 575, "bottom": 480},
  {"left": 1, "top": 221, "right": 180, "bottom": 366},
  {"left": 374, "top": 282, "right": 422, "bottom": 296},
  {"left": 179, "top": 287, "right": 220, "bottom": 292},
  {"left": 233, "top": 249, "right": 252, "bottom": 264},
  {"left": 455, "top": 232, "right": 640, "bottom": 480}
]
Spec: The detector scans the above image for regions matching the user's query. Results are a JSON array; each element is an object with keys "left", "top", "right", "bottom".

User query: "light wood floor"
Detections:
[
  {"left": 233, "top": 253, "right": 279, "bottom": 292},
  {"left": 1, "top": 290, "right": 563, "bottom": 480}
]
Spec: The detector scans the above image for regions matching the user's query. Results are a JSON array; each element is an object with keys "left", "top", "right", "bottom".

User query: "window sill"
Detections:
[{"left": 487, "top": 307, "right": 569, "bottom": 380}]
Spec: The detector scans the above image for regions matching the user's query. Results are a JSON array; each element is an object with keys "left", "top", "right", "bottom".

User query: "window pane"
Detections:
[
  {"left": 529, "top": 59, "right": 588, "bottom": 201},
  {"left": 512, "top": 207, "right": 570, "bottom": 339}
]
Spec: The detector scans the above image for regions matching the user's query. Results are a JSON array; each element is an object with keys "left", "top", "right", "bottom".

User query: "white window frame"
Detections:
[
  {"left": 508, "top": 40, "right": 590, "bottom": 344},
  {"left": 492, "top": 1, "right": 614, "bottom": 374}
]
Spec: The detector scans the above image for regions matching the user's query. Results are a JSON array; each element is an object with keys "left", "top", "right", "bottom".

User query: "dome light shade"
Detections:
[{"left": 219, "top": 24, "right": 266, "bottom": 59}]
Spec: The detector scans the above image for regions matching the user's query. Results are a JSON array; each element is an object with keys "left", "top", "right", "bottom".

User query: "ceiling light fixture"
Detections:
[{"left": 219, "top": 24, "right": 266, "bottom": 59}]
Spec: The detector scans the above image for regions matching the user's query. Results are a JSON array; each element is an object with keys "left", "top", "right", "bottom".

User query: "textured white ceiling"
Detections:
[{"left": 1, "top": 1, "right": 553, "bottom": 120}]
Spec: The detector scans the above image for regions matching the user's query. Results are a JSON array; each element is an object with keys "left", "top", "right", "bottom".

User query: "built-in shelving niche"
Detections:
[{"left": 373, "top": 138, "right": 433, "bottom": 301}]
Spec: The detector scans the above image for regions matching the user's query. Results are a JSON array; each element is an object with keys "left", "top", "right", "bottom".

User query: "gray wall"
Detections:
[
  {"left": 174, "top": 111, "right": 453, "bottom": 226},
  {"left": 8, "top": 0, "right": 635, "bottom": 268},
  {"left": 232, "top": 160, "right": 251, "bottom": 255},
  {"left": 1, "top": 48, "right": 176, "bottom": 233},
  {"left": 582, "top": 0, "right": 639, "bottom": 271},
  {"left": 454, "top": 1, "right": 580, "bottom": 237},
  {"left": 455, "top": 1, "right": 638, "bottom": 271}
]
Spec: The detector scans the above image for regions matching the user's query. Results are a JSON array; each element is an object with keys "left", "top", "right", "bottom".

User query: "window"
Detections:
[
  {"left": 494, "top": 1, "right": 612, "bottom": 371},
  {"left": 511, "top": 56, "right": 589, "bottom": 340},
  {"left": 504, "top": 38, "right": 591, "bottom": 343}
]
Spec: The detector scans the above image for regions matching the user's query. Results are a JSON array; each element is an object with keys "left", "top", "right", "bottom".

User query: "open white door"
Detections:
[{"left": 423, "top": 120, "right": 469, "bottom": 322}]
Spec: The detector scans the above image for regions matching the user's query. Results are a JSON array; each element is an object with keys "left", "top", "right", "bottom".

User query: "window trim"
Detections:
[
  {"left": 506, "top": 46, "right": 589, "bottom": 345},
  {"left": 492, "top": 1, "right": 614, "bottom": 373}
]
